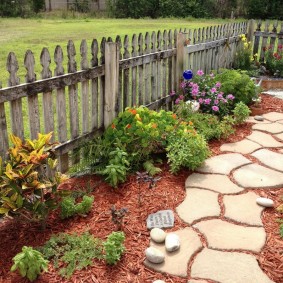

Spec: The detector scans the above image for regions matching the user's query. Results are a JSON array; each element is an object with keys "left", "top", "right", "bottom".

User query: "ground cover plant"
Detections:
[{"left": 39, "top": 230, "right": 125, "bottom": 278}]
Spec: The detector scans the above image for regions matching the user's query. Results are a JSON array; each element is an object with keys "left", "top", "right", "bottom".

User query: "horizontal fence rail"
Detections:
[{"left": 0, "top": 21, "right": 248, "bottom": 172}]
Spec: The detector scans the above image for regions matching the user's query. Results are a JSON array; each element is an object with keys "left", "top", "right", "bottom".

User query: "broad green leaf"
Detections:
[{"left": 16, "top": 195, "right": 23, "bottom": 208}]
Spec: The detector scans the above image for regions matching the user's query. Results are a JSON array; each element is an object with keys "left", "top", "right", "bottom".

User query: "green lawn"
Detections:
[{"left": 0, "top": 17, "right": 235, "bottom": 86}]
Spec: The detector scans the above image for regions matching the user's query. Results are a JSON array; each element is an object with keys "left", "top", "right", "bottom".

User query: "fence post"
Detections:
[
  {"left": 104, "top": 42, "right": 119, "bottom": 129},
  {"left": 247, "top": 19, "right": 255, "bottom": 44},
  {"left": 176, "top": 33, "right": 186, "bottom": 91}
]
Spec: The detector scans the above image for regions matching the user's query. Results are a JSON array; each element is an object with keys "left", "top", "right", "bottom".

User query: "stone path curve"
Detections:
[{"left": 145, "top": 112, "right": 283, "bottom": 283}]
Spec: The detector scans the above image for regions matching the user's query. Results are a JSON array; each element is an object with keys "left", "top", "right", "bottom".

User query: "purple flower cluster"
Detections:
[{"left": 177, "top": 70, "right": 235, "bottom": 116}]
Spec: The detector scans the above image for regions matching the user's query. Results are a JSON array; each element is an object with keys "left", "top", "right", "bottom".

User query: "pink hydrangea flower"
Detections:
[
  {"left": 217, "top": 93, "right": 223, "bottom": 99},
  {"left": 212, "top": 105, "right": 219, "bottom": 111},
  {"left": 204, "top": 98, "right": 211, "bottom": 104},
  {"left": 227, "top": 94, "right": 235, "bottom": 100},
  {"left": 191, "top": 88, "right": 199, "bottom": 96},
  {"left": 180, "top": 82, "right": 186, "bottom": 89},
  {"left": 196, "top": 70, "right": 204, "bottom": 76},
  {"left": 215, "top": 82, "right": 221, "bottom": 88},
  {"left": 179, "top": 95, "right": 184, "bottom": 100},
  {"left": 214, "top": 99, "right": 219, "bottom": 105},
  {"left": 210, "top": 87, "right": 217, "bottom": 93},
  {"left": 170, "top": 90, "right": 176, "bottom": 96}
]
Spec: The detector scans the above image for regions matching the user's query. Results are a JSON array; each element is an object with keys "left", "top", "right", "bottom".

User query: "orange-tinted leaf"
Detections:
[{"left": 9, "top": 134, "right": 22, "bottom": 147}]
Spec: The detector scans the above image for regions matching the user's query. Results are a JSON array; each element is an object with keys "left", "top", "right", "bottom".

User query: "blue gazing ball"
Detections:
[{"left": 183, "top": 69, "right": 193, "bottom": 80}]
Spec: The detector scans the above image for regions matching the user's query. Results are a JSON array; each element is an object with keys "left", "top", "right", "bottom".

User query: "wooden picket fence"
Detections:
[
  {"left": 252, "top": 20, "right": 283, "bottom": 61},
  {"left": 0, "top": 21, "right": 249, "bottom": 172}
]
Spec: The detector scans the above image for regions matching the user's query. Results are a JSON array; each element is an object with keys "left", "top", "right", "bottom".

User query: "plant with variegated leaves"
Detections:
[{"left": 0, "top": 133, "right": 68, "bottom": 227}]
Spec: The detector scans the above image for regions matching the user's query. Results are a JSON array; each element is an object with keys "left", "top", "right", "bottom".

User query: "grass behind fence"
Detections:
[{"left": 0, "top": 17, "right": 237, "bottom": 85}]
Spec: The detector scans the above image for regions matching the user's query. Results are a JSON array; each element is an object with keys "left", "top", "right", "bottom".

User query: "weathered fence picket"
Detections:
[
  {"left": 0, "top": 81, "right": 8, "bottom": 159},
  {"left": 41, "top": 48, "right": 54, "bottom": 141},
  {"left": 54, "top": 45, "right": 68, "bottom": 172},
  {"left": 0, "top": 21, "right": 252, "bottom": 172},
  {"left": 7, "top": 53, "right": 24, "bottom": 141}
]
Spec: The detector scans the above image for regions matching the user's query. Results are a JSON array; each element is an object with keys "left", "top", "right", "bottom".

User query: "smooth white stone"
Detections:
[
  {"left": 150, "top": 228, "right": 166, "bottom": 243},
  {"left": 145, "top": 247, "right": 165, "bottom": 264},
  {"left": 256, "top": 197, "right": 274, "bottom": 208},
  {"left": 153, "top": 280, "right": 166, "bottom": 283},
  {"left": 165, "top": 233, "right": 180, "bottom": 252}
]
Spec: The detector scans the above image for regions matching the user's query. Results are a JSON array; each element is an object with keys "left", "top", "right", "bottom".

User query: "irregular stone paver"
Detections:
[
  {"left": 262, "top": 111, "right": 283, "bottom": 121},
  {"left": 252, "top": 149, "right": 283, "bottom": 172},
  {"left": 144, "top": 228, "right": 202, "bottom": 277},
  {"left": 196, "top": 153, "right": 251, "bottom": 175},
  {"left": 275, "top": 132, "right": 283, "bottom": 141},
  {"left": 185, "top": 173, "right": 244, "bottom": 194},
  {"left": 278, "top": 119, "right": 283, "bottom": 125},
  {"left": 247, "top": 130, "right": 283, "bottom": 147},
  {"left": 176, "top": 188, "right": 220, "bottom": 224},
  {"left": 220, "top": 138, "right": 262, "bottom": 154},
  {"left": 252, "top": 122, "right": 283, "bottom": 134},
  {"left": 194, "top": 219, "right": 266, "bottom": 252},
  {"left": 223, "top": 191, "right": 264, "bottom": 226},
  {"left": 233, "top": 163, "right": 283, "bottom": 188},
  {"left": 191, "top": 248, "right": 275, "bottom": 283}
]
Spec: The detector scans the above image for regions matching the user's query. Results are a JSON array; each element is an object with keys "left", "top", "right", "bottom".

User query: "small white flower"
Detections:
[{"left": 186, "top": 100, "right": 200, "bottom": 112}]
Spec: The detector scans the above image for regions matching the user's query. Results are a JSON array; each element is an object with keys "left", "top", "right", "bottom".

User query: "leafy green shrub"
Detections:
[
  {"left": 103, "top": 231, "right": 126, "bottom": 265},
  {"left": 40, "top": 232, "right": 103, "bottom": 278},
  {"left": 166, "top": 131, "right": 210, "bottom": 173},
  {"left": 215, "top": 69, "right": 260, "bottom": 106},
  {"left": 60, "top": 195, "right": 94, "bottom": 219},
  {"left": 11, "top": 246, "right": 48, "bottom": 282},
  {"left": 98, "top": 147, "right": 129, "bottom": 188},
  {"left": 174, "top": 102, "right": 235, "bottom": 141},
  {"left": 233, "top": 102, "right": 251, "bottom": 125},
  {"left": 0, "top": 133, "right": 68, "bottom": 227},
  {"left": 74, "top": 106, "right": 207, "bottom": 187}
]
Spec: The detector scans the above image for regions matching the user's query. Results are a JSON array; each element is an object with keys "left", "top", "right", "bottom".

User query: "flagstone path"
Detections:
[{"left": 145, "top": 112, "right": 283, "bottom": 283}]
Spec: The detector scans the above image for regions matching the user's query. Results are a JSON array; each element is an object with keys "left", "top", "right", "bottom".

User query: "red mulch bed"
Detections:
[{"left": 0, "top": 94, "right": 282, "bottom": 283}]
